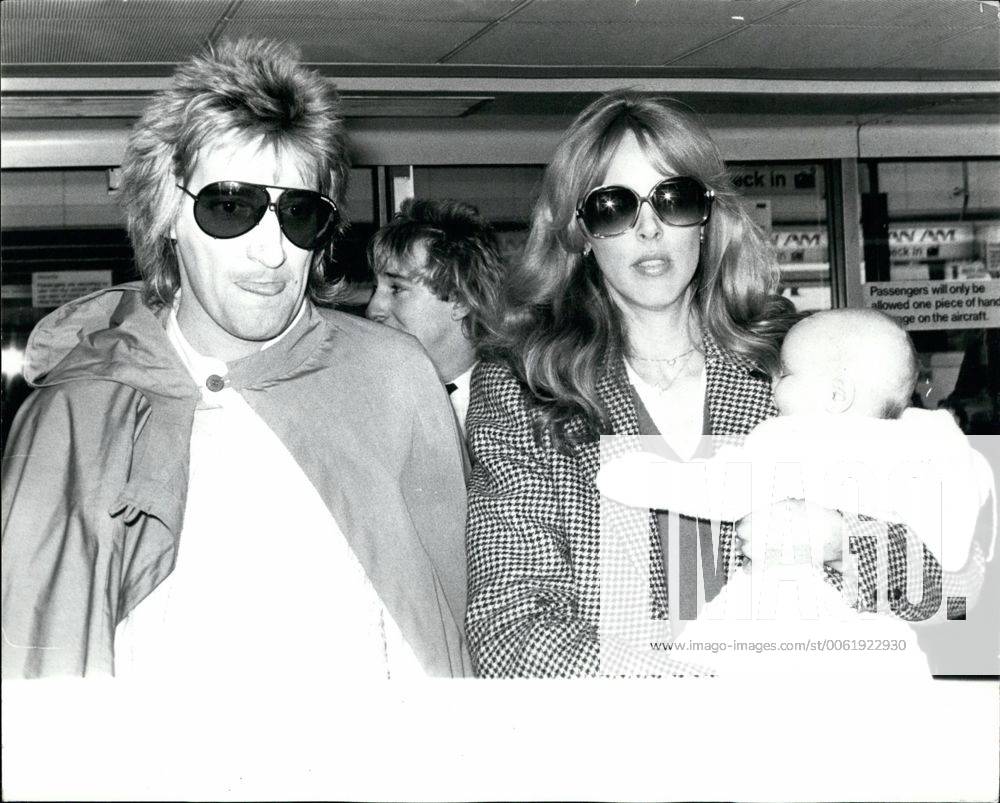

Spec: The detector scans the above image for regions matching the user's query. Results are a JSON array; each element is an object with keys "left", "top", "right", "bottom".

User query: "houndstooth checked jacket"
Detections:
[{"left": 466, "top": 333, "right": 946, "bottom": 678}]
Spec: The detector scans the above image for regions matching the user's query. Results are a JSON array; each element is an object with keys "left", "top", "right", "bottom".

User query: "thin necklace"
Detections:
[
  {"left": 629, "top": 346, "right": 696, "bottom": 367},
  {"left": 629, "top": 348, "right": 697, "bottom": 396},
  {"left": 649, "top": 348, "right": 696, "bottom": 395}
]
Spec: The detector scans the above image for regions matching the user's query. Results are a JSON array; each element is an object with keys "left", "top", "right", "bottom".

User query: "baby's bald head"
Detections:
[{"left": 775, "top": 309, "right": 917, "bottom": 418}]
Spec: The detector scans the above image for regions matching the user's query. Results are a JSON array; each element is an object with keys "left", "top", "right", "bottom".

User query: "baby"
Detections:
[{"left": 598, "top": 309, "right": 996, "bottom": 674}]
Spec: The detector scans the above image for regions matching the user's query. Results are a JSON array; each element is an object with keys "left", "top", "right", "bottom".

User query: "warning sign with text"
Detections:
[
  {"left": 31, "top": 270, "right": 113, "bottom": 309},
  {"left": 863, "top": 280, "right": 1000, "bottom": 331}
]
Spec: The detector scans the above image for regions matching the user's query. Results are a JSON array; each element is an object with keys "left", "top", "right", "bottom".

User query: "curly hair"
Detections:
[
  {"left": 119, "top": 38, "right": 350, "bottom": 309},
  {"left": 368, "top": 198, "right": 507, "bottom": 349},
  {"left": 485, "top": 91, "right": 795, "bottom": 448}
]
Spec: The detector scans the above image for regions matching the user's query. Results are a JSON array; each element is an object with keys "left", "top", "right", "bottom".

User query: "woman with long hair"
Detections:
[{"left": 465, "top": 91, "right": 924, "bottom": 677}]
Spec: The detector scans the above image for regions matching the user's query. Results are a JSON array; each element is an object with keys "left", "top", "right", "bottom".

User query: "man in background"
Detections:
[{"left": 366, "top": 199, "right": 506, "bottom": 438}]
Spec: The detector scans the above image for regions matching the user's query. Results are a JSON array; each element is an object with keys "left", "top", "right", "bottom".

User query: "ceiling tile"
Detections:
[
  {"left": 233, "top": 0, "right": 511, "bottom": 22},
  {"left": 0, "top": 0, "right": 995, "bottom": 95},
  {"left": 771, "top": 0, "right": 993, "bottom": 28},
  {"left": 1, "top": 19, "right": 220, "bottom": 63},
  {"left": 452, "top": 21, "right": 737, "bottom": 65},
  {"left": 670, "top": 22, "right": 989, "bottom": 69},
  {"left": 515, "top": 0, "right": 797, "bottom": 24},
  {"left": 222, "top": 18, "right": 487, "bottom": 63},
  {"left": 0, "top": 0, "right": 230, "bottom": 20},
  {"left": 882, "top": 24, "right": 1000, "bottom": 70}
]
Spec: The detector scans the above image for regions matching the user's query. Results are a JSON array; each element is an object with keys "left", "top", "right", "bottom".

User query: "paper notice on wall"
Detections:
[
  {"left": 31, "top": 270, "right": 112, "bottom": 309},
  {"left": 863, "top": 280, "right": 1000, "bottom": 331}
]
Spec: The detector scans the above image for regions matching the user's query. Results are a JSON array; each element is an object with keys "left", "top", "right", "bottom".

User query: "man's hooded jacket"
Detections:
[{"left": 2, "top": 283, "right": 471, "bottom": 678}]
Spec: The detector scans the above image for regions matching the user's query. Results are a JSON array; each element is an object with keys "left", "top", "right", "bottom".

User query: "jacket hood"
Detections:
[{"left": 24, "top": 281, "right": 198, "bottom": 401}]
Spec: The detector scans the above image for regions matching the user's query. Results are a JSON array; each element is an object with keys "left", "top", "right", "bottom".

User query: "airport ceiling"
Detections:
[{"left": 1, "top": 0, "right": 998, "bottom": 120}]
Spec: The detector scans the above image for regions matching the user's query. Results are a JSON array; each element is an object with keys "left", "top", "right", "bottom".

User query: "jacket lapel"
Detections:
[
  {"left": 703, "top": 330, "right": 777, "bottom": 438},
  {"left": 592, "top": 358, "right": 669, "bottom": 615}
]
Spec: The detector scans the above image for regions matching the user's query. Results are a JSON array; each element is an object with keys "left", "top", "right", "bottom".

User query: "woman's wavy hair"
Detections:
[
  {"left": 120, "top": 38, "right": 350, "bottom": 309},
  {"left": 484, "top": 90, "right": 794, "bottom": 448}
]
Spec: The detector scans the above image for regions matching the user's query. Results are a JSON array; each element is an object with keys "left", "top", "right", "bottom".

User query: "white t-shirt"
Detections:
[
  {"left": 624, "top": 358, "right": 706, "bottom": 460},
  {"left": 114, "top": 304, "right": 423, "bottom": 680}
]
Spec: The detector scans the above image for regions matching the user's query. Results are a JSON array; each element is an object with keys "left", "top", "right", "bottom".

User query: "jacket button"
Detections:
[
  {"left": 889, "top": 587, "right": 903, "bottom": 601},
  {"left": 206, "top": 374, "right": 225, "bottom": 392}
]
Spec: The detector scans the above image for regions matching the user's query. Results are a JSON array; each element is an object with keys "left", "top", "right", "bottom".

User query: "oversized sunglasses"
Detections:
[
  {"left": 576, "top": 176, "right": 714, "bottom": 239},
  {"left": 177, "top": 181, "right": 340, "bottom": 250}
]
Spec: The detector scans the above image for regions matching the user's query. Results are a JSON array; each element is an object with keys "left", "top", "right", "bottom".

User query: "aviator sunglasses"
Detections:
[
  {"left": 576, "top": 176, "right": 714, "bottom": 239},
  {"left": 177, "top": 181, "right": 340, "bottom": 250}
]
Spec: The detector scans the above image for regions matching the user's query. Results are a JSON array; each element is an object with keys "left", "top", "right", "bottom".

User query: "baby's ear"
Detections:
[{"left": 827, "top": 374, "right": 854, "bottom": 414}]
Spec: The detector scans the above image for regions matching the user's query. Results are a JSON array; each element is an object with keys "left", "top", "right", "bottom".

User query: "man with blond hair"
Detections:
[{"left": 2, "top": 39, "right": 469, "bottom": 679}]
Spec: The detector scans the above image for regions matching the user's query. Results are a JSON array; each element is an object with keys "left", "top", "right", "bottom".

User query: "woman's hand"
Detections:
[{"left": 735, "top": 499, "right": 846, "bottom": 573}]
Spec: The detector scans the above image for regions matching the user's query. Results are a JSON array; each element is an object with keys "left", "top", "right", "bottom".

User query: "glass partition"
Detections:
[
  {"left": 859, "top": 158, "right": 1000, "bottom": 434},
  {"left": 728, "top": 161, "right": 835, "bottom": 313}
]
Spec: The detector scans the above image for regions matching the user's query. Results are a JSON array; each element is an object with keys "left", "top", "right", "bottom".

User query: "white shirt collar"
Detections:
[
  {"left": 447, "top": 363, "right": 476, "bottom": 393},
  {"left": 166, "top": 291, "right": 306, "bottom": 395},
  {"left": 446, "top": 362, "right": 476, "bottom": 438}
]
